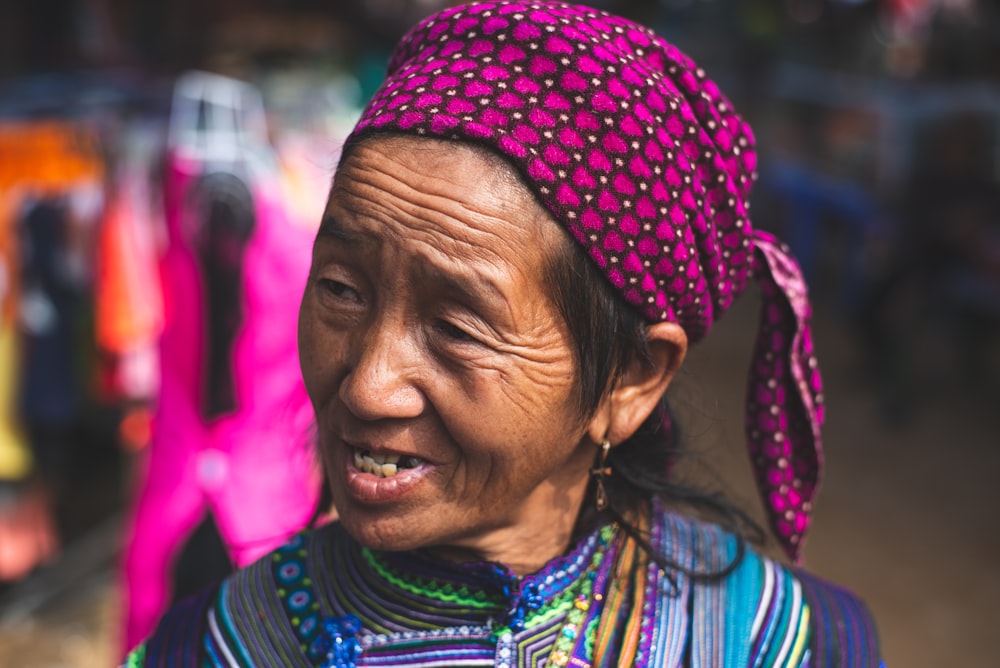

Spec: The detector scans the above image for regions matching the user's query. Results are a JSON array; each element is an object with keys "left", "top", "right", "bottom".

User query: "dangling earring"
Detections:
[{"left": 591, "top": 439, "right": 612, "bottom": 511}]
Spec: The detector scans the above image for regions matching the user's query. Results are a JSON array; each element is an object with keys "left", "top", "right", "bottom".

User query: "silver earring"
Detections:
[{"left": 591, "top": 439, "right": 612, "bottom": 511}]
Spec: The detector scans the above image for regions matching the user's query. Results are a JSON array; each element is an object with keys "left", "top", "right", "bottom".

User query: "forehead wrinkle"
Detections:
[
  {"left": 411, "top": 211, "right": 566, "bottom": 336},
  {"left": 335, "top": 162, "right": 558, "bottom": 314},
  {"left": 340, "top": 135, "right": 559, "bottom": 245},
  {"left": 343, "top": 188, "right": 516, "bottom": 308},
  {"left": 334, "top": 153, "right": 511, "bottom": 249},
  {"left": 341, "top": 137, "right": 542, "bottom": 248}
]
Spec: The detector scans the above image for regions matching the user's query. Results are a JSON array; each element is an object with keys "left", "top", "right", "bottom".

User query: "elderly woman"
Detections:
[{"left": 126, "top": 2, "right": 881, "bottom": 666}]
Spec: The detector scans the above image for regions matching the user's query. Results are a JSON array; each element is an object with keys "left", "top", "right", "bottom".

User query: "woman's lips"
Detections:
[
  {"left": 353, "top": 449, "right": 426, "bottom": 477},
  {"left": 342, "top": 445, "right": 431, "bottom": 504}
]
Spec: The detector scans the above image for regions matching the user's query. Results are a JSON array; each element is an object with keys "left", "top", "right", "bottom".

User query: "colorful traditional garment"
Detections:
[{"left": 126, "top": 502, "right": 882, "bottom": 667}]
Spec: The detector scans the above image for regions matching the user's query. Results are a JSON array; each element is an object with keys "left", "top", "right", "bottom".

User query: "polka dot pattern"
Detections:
[{"left": 348, "top": 1, "right": 823, "bottom": 563}]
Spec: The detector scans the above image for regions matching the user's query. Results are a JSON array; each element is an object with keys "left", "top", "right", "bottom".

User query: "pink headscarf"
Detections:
[{"left": 348, "top": 1, "right": 823, "bottom": 563}]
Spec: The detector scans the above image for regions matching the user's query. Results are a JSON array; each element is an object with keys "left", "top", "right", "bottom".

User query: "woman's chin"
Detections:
[
  {"left": 328, "top": 457, "right": 445, "bottom": 551},
  {"left": 336, "top": 506, "right": 437, "bottom": 553}
]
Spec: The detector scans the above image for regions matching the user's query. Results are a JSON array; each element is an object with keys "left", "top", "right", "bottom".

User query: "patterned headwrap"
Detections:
[{"left": 346, "top": 1, "right": 823, "bottom": 563}]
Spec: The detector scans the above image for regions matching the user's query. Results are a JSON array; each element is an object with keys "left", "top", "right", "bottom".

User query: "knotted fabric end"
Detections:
[{"left": 747, "top": 230, "right": 825, "bottom": 563}]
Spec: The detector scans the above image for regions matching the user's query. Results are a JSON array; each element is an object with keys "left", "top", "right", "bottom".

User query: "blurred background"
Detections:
[{"left": 0, "top": 0, "right": 996, "bottom": 666}]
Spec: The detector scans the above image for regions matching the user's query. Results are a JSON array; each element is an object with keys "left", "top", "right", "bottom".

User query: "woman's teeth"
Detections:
[{"left": 353, "top": 449, "right": 419, "bottom": 478}]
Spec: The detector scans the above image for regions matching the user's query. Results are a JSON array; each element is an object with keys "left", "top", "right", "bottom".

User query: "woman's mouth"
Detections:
[
  {"left": 352, "top": 448, "right": 425, "bottom": 478},
  {"left": 343, "top": 445, "right": 429, "bottom": 504}
]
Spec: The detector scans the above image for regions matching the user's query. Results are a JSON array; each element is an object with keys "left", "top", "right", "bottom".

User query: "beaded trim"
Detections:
[{"left": 272, "top": 533, "right": 328, "bottom": 661}]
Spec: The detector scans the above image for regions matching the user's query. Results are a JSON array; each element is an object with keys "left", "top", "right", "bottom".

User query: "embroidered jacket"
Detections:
[{"left": 126, "top": 507, "right": 881, "bottom": 667}]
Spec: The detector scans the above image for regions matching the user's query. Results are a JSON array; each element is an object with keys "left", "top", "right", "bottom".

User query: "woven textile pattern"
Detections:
[{"left": 131, "top": 515, "right": 872, "bottom": 666}]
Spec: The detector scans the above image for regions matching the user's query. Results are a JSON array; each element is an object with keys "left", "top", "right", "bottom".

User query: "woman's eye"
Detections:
[
  {"left": 317, "top": 278, "right": 361, "bottom": 304},
  {"left": 435, "top": 320, "right": 479, "bottom": 344}
]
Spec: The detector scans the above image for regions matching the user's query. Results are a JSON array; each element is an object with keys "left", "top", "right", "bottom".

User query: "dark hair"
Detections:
[
  {"left": 544, "top": 229, "right": 763, "bottom": 581},
  {"left": 336, "top": 132, "right": 762, "bottom": 579}
]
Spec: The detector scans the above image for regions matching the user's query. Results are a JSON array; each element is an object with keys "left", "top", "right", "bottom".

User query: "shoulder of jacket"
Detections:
[{"left": 790, "top": 566, "right": 883, "bottom": 667}]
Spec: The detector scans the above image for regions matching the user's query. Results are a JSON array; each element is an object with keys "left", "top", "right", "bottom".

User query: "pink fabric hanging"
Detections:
[{"left": 120, "top": 145, "right": 320, "bottom": 653}]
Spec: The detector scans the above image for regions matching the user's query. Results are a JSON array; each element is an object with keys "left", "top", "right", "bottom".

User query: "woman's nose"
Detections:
[{"left": 338, "top": 324, "right": 426, "bottom": 422}]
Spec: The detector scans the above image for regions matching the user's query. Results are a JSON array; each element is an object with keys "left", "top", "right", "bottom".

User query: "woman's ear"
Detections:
[{"left": 586, "top": 322, "right": 688, "bottom": 445}]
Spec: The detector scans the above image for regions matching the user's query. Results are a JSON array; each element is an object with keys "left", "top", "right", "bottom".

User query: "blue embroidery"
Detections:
[{"left": 318, "top": 614, "right": 362, "bottom": 668}]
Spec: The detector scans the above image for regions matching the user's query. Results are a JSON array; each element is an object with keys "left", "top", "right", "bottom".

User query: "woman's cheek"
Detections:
[{"left": 298, "top": 302, "right": 340, "bottom": 405}]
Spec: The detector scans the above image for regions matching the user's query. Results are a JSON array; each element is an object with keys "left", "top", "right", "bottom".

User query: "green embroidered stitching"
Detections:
[
  {"left": 124, "top": 642, "right": 146, "bottom": 667},
  {"left": 362, "top": 548, "right": 498, "bottom": 609}
]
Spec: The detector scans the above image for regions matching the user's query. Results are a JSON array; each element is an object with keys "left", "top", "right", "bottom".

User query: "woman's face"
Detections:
[{"left": 299, "top": 137, "right": 599, "bottom": 564}]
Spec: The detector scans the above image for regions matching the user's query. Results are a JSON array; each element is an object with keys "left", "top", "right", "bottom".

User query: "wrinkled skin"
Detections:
[{"left": 298, "top": 137, "right": 610, "bottom": 574}]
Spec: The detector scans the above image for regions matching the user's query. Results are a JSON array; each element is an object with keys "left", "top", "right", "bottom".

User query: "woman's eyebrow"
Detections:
[
  {"left": 441, "top": 271, "right": 501, "bottom": 302},
  {"left": 430, "top": 266, "right": 511, "bottom": 320},
  {"left": 317, "top": 215, "right": 361, "bottom": 244}
]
